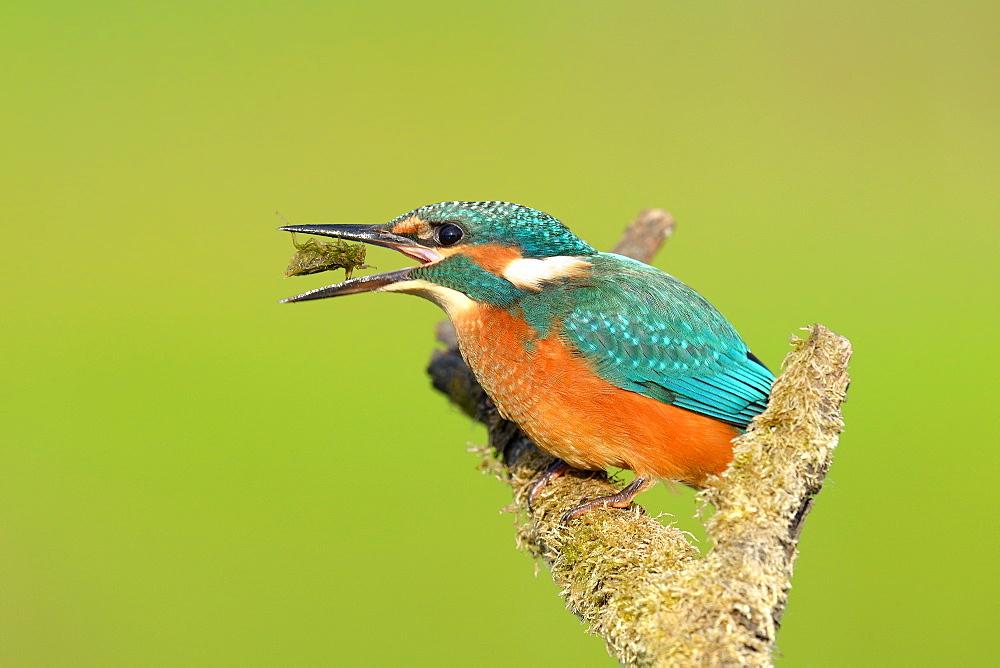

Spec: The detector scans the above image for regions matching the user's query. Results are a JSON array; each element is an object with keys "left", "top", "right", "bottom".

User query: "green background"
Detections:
[{"left": 2, "top": 1, "right": 997, "bottom": 665}]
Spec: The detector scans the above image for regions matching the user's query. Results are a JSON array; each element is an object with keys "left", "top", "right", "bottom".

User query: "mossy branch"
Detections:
[{"left": 427, "top": 209, "right": 852, "bottom": 667}]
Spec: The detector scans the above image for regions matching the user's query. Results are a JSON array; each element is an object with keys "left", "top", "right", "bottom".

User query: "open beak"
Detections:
[{"left": 277, "top": 223, "right": 442, "bottom": 303}]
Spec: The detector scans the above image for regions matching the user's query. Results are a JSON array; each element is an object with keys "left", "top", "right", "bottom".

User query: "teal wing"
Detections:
[{"left": 560, "top": 254, "right": 773, "bottom": 428}]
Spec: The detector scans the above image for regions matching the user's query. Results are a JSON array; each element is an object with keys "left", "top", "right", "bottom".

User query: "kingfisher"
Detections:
[{"left": 279, "top": 202, "right": 773, "bottom": 521}]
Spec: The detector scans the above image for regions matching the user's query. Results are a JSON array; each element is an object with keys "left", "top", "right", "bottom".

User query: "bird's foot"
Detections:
[
  {"left": 527, "top": 459, "right": 571, "bottom": 513},
  {"left": 560, "top": 476, "right": 654, "bottom": 524}
]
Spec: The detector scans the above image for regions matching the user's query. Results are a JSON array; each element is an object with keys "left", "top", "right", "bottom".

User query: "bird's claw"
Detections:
[
  {"left": 557, "top": 476, "right": 654, "bottom": 524},
  {"left": 526, "top": 459, "right": 571, "bottom": 513}
]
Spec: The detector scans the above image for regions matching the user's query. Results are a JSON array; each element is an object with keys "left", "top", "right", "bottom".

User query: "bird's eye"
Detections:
[{"left": 436, "top": 223, "right": 464, "bottom": 246}]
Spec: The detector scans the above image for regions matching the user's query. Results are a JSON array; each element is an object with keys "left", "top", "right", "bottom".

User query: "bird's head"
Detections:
[{"left": 279, "top": 201, "right": 598, "bottom": 315}]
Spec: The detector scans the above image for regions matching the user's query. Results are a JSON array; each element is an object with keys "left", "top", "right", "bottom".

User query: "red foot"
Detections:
[{"left": 560, "top": 476, "right": 655, "bottom": 524}]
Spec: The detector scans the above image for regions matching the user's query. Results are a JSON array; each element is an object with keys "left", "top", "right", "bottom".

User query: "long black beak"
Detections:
[
  {"left": 277, "top": 223, "right": 440, "bottom": 303},
  {"left": 277, "top": 223, "right": 415, "bottom": 250}
]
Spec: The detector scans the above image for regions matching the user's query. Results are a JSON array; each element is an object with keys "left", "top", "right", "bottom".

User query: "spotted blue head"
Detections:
[{"left": 278, "top": 201, "right": 598, "bottom": 314}]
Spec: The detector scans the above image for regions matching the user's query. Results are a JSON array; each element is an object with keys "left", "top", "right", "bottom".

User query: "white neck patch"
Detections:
[{"left": 501, "top": 256, "right": 592, "bottom": 291}]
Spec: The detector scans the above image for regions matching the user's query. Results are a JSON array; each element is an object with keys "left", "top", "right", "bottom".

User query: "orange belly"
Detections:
[{"left": 452, "top": 305, "right": 739, "bottom": 485}]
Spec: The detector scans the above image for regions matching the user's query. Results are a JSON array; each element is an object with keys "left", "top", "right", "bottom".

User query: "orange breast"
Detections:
[{"left": 452, "top": 305, "right": 739, "bottom": 485}]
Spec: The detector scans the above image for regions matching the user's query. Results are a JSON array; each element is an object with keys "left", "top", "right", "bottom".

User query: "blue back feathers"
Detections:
[{"left": 560, "top": 254, "right": 773, "bottom": 428}]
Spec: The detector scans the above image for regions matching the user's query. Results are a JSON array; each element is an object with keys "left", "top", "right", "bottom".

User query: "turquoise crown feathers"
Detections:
[{"left": 393, "top": 201, "right": 598, "bottom": 258}]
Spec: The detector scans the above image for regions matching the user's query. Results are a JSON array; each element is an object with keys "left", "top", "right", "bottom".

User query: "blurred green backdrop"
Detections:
[{"left": 2, "top": 1, "right": 997, "bottom": 665}]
